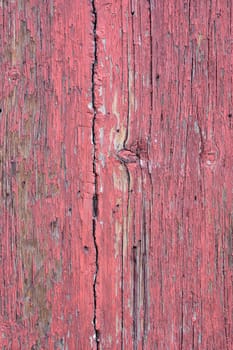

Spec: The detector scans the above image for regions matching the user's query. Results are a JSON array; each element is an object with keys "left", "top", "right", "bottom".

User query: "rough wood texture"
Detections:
[{"left": 0, "top": 0, "right": 233, "bottom": 349}]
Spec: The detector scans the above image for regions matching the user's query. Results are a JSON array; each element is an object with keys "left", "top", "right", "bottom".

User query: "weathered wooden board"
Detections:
[{"left": 0, "top": 0, "right": 232, "bottom": 349}]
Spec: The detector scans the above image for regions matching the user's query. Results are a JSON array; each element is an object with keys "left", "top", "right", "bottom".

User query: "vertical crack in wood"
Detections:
[
  {"left": 180, "top": 289, "right": 184, "bottom": 350},
  {"left": 222, "top": 215, "right": 229, "bottom": 349},
  {"left": 132, "top": 243, "right": 138, "bottom": 350},
  {"left": 123, "top": 12, "right": 131, "bottom": 149},
  {"left": 91, "top": 0, "right": 99, "bottom": 348},
  {"left": 120, "top": 5, "right": 124, "bottom": 347},
  {"left": 123, "top": 162, "right": 131, "bottom": 349},
  {"left": 191, "top": 292, "right": 195, "bottom": 350},
  {"left": 148, "top": 0, "right": 153, "bottom": 138},
  {"left": 142, "top": 202, "right": 148, "bottom": 348},
  {"left": 188, "top": 0, "right": 191, "bottom": 33}
]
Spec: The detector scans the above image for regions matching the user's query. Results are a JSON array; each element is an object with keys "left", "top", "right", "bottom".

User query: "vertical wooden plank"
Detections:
[
  {"left": 0, "top": 1, "right": 97, "bottom": 348},
  {"left": 94, "top": 0, "right": 233, "bottom": 349}
]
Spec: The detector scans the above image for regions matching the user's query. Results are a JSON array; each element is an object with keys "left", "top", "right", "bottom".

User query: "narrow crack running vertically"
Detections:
[{"left": 91, "top": 0, "right": 99, "bottom": 348}]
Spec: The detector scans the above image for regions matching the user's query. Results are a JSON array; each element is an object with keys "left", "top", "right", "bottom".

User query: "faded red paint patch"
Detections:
[
  {"left": 0, "top": 1, "right": 95, "bottom": 348},
  {"left": 0, "top": 0, "right": 233, "bottom": 349}
]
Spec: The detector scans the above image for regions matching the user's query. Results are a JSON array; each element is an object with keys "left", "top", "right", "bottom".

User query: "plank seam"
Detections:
[{"left": 91, "top": 0, "right": 100, "bottom": 348}]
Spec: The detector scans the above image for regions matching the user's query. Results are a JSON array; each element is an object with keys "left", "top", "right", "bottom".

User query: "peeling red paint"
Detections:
[{"left": 1, "top": 0, "right": 233, "bottom": 349}]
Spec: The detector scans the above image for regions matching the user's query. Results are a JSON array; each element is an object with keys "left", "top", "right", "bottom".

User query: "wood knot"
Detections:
[
  {"left": 200, "top": 140, "right": 219, "bottom": 167},
  {"left": 7, "top": 66, "right": 21, "bottom": 82},
  {"left": 117, "top": 149, "right": 138, "bottom": 163}
]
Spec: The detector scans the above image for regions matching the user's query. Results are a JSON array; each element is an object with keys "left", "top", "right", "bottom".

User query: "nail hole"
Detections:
[
  {"left": 84, "top": 246, "right": 89, "bottom": 252},
  {"left": 160, "top": 113, "right": 163, "bottom": 121},
  {"left": 194, "top": 195, "right": 197, "bottom": 201},
  {"left": 131, "top": 11, "right": 135, "bottom": 15},
  {"left": 228, "top": 113, "right": 232, "bottom": 118},
  {"left": 116, "top": 128, "right": 120, "bottom": 133},
  {"left": 50, "top": 219, "right": 58, "bottom": 229},
  {"left": 59, "top": 339, "right": 64, "bottom": 345},
  {"left": 156, "top": 74, "right": 160, "bottom": 80},
  {"left": 0, "top": 108, "right": 2, "bottom": 113},
  {"left": 96, "top": 329, "right": 100, "bottom": 342}
]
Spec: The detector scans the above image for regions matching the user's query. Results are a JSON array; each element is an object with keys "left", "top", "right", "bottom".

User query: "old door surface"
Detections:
[{"left": 0, "top": 0, "right": 232, "bottom": 349}]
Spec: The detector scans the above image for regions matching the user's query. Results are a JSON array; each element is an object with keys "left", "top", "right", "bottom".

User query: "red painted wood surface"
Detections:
[{"left": 0, "top": 1, "right": 233, "bottom": 349}]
